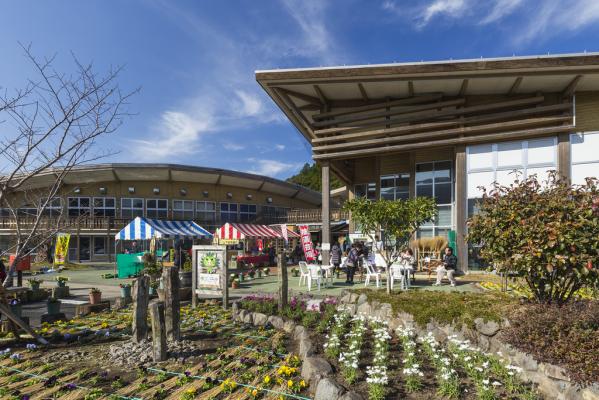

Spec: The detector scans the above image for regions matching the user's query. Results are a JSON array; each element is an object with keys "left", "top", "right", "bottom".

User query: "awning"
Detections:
[
  {"left": 216, "top": 223, "right": 280, "bottom": 240},
  {"left": 115, "top": 217, "right": 213, "bottom": 240},
  {"left": 269, "top": 225, "right": 301, "bottom": 238}
]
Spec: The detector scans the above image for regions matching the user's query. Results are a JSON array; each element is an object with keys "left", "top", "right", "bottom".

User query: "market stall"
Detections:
[
  {"left": 114, "top": 217, "right": 212, "bottom": 278},
  {"left": 214, "top": 223, "right": 282, "bottom": 268}
]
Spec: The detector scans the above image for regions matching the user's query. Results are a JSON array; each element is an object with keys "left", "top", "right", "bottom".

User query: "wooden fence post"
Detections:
[
  {"left": 277, "top": 253, "right": 288, "bottom": 312},
  {"left": 132, "top": 276, "right": 150, "bottom": 343},
  {"left": 162, "top": 266, "right": 180, "bottom": 341},
  {"left": 149, "top": 301, "right": 167, "bottom": 361}
]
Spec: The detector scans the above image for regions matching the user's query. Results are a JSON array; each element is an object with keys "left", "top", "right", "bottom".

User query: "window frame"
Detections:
[
  {"left": 416, "top": 161, "right": 454, "bottom": 237},
  {"left": 68, "top": 197, "right": 91, "bottom": 217},
  {"left": 172, "top": 199, "right": 195, "bottom": 220},
  {"left": 146, "top": 198, "right": 168, "bottom": 219},
  {"left": 120, "top": 197, "right": 145, "bottom": 218},
  {"left": 93, "top": 197, "right": 116, "bottom": 217}
]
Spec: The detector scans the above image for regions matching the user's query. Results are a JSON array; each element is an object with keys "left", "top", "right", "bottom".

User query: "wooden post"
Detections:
[
  {"left": 132, "top": 276, "right": 150, "bottom": 343},
  {"left": 455, "top": 145, "right": 468, "bottom": 273},
  {"left": 222, "top": 251, "right": 229, "bottom": 310},
  {"left": 321, "top": 161, "right": 331, "bottom": 266},
  {"left": 558, "top": 133, "right": 571, "bottom": 184},
  {"left": 277, "top": 253, "right": 288, "bottom": 312},
  {"left": 162, "top": 266, "right": 180, "bottom": 341},
  {"left": 191, "top": 248, "right": 197, "bottom": 309},
  {"left": 149, "top": 301, "right": 167, "bottom": 361}
]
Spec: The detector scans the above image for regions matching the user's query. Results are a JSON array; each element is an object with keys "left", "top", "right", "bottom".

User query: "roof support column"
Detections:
[
  {"left": 455, "top": 145, "right": 468, "bottom": 273},
  {"left": 321, "top": 161, "right": 331, "bottom": 266},
  {"left": 558, "top": 133, "right": 571, "bottom": 184}
]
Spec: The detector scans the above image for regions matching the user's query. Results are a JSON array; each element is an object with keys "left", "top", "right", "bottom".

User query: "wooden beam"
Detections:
[
  {"left": 358, "top": 83, "right": 369, "bottom": 102},
  {"left": 313, "top": 116, "right": 572, "bottom": 153},
  {"left": 508, "top": 77, "right": 523, "bottom": 95},
  {"left": 315, "top": 95, "right": 546, "bottom": 136},
  {"left": 312, "top": 98, "right": 466, "bottom": 128},
  {"left": 275, "top": 87, "right": 322, "bottom": 105},
  {"left": 330, "top": 160, "right": 354, "bottom": 184},
  {"left": 561, "top": 75, "right": 583, "bottom": 97},
  {"left": 275, "top": 88, "right": 314, "bottom": 132},
  {"left": 459, "top": 79, "right": 469, "bottom": 96},
  {"left": 313, "top": 93, "right": 443, "bottom": 120},
  {"left": 455, "top": 145, "right": 468, "bottom": 272},
  {"left": 408, "top": 81, "right": 414, "bottom": 97},
  {"left": 312, "top": 102, "right": 571, "bottom": 144},
  {"left": 313, "top": 125, "right": 575, "bottom": 160},
  {"left": 313, "top": 85, "right": 328, "bottom": 105}
]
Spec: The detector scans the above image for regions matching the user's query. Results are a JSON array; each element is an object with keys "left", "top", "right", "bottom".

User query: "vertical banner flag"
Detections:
[
  {"left": 298, "top": 225, "right": 315, "bottom": 262},
  {"left": 54, "top": 233, "right": 70, "bottom": 266},
  {"left": 280, "top": 224, "right": 288, "bottom": 243}
]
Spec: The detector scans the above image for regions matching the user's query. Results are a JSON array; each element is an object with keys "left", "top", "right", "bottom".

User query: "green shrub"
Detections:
[
  {"left": 501, "top": 300, "right": 599, "bottom": 385},
  {"left": 355, "top": 289, "right": 516, "bottom": 328}
]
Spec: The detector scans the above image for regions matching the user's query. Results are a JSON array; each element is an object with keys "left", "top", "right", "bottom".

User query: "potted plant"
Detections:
[
  {"left": 263, "top": 267, "right": 270, "bottom": 276},
  {"left": 291, "top": 267, "right": 300, "bottom": 277},
  {"left": 149, "top": 281, "right": 159, "bottom": 296},
  {"left": 119, "top": 283, "right": 132, "bottom": 298},
  {"left": 231, "top": 278, "right": 240, "bottom": 289},
  {"left": 9, "top": 299, "right": 22, "bottom": 318},
  {"left": 55, "top": 276, "right": 69, "bottom": 288},
  {"left": 47, "top": 297, "right": 61, "bottom": 315},
  {"left": 27, "top": 277, "right": 42, "bottom": 291},
  {"left": 89, "top": 288, "right": 102, "bottom": 305}
]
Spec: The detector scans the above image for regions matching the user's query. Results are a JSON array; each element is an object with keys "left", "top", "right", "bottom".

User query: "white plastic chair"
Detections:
[
  {"left": 390, "top": 265, "right": 408, "bottom": 290},
  {"left": 307, "top": 265, "right": 322, "bottom": 291},
  {"left": 364, "top": 262, "right": 381, "bottom": 288},
  {"left": 298, "top": 261, "right": 311, "bottom": 287}
]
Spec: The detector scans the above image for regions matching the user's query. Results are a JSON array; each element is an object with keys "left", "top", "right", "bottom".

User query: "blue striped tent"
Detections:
[{"left": 115, "top": 217, "right": 213, "bottom": 240}]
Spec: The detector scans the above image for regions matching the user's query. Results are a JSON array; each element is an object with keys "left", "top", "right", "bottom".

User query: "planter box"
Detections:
[{"left": 75, "top": 301, "right": 111, "bottom": 316}]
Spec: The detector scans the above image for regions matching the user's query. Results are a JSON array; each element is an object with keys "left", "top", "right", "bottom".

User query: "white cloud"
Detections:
[
  {"left": 234, "top": 90, "right": 263, "bottom": 117},
  {"left": 275, "top": 144, "right": 286, "bottom": 151},
  {"left": 223, "top": 142, "right": 245, "bottom": 151},
  {"left": 131, "top": 110, "right": 214, "bottom": 161},
  {"left": 419, "top": 0, "right": 468, "bottom": 27},
  {"left": 247, "top": 158, "right": 299, "bottom": 177},
  {"left": 479, "top": 0, "right": 523, "bottom": 24}
]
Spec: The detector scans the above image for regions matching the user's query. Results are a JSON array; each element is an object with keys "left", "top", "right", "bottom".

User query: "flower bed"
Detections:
[{"left": 0, "top": 302, "right": 310, "bottom": 400}]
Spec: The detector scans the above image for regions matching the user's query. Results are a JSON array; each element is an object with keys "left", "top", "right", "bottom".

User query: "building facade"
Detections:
[
  {"left": 0, "top": 164, "right": 322, "bottom": 262},
  {"left": 256, "top": 53, "right": 599, "bottom": 271}
]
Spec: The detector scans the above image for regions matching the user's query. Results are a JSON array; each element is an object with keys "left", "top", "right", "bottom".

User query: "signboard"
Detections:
[
  {"left": 321, "top": 243, "right": 331, "bottom": 251},
  {"left": 298, "top": 225, "right": 315, "bottom": 262},
  {"left": 192, "top": 245, "right": 227, "bottom": 296},
  {"left": 54, "top": 233, "right": 70, "bottom": 266}
]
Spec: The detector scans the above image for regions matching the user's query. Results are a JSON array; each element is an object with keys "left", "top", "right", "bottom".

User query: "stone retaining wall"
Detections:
[{"left": 338, "top": 291, "right": 599, "bottom": 400}]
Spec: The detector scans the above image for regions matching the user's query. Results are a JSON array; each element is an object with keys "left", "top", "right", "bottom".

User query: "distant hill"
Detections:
[{"left": 286, "top": 162, "right": 343, "bottom": 192}]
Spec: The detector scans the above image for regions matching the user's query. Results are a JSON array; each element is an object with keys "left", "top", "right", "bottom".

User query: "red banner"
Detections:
[{"left": 298, "top": 225, "right": 315, "bottom": 262}]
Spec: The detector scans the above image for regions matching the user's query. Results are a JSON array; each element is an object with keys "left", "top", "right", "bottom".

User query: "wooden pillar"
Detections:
[
  {"left": 106, "top": 219, "right": 112, "bottom": 263},
  {"left": 149, "top": 301, "right": 167, "bottom": 361},
  {"left": 132, "top": 276, "right": 150, "bottom": 343},
  {"left": 321, "top": 161, "right": 331, "bottom": 265},
  {"left": 455, "top": 145, "right": 468, "bottom": 272},
  {"left": 558, "top": 133, "right": 571, "bottom": 184},
  {"left": 76, "top": 224, "right": 81, "bottom": 263},
  {"left": 191, "top": 248, "right": 197, "bottom": 309},
  {"left": 162, "top": 267, "right": 180, "bottom": 341},
  {"left": 222, "top": 252, "right": 229, "bottom": 310},
  {"left": 409, "top": 152, "right": 416, "bottom": 199},
  {"left": 277, "top": 253, "right": 287, "bottom": 312}
]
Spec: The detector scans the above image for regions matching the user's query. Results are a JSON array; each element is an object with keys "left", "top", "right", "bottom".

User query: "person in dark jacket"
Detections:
[
  {"left": 434, "top": 246, "right": 457, "bottom": 287},
  {"left": 330, "top": 243, "right": 342, "bottom": 272},
  {"left": 346, "top": 244, "right": 360, "bottom": 284}
]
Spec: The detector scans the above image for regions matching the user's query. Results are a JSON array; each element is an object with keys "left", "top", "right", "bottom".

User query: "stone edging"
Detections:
[
  {"left": 231, "top": 302, "right": 363, "bottom": 400},
  {"left": 338, "top": 291, "right": 599, "bottom": 400}
]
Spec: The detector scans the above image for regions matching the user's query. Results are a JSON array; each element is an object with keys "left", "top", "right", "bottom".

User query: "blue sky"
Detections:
[{"left": 1, "top": 0, "right": 599, "bottom": 179}]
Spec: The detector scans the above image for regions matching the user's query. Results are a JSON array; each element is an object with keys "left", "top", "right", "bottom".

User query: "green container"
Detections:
[
  {"left": 47, "top": 301, "right": 61, "bottom": 315},
  {"left": 448, "top": 230, "right": 457, "bottom": 257},
  {"left": 120, "top": 286, "right": 132, "bottom": 298},
  {"left": 117, "top": 253, "right": 145, "bottom": 279}
]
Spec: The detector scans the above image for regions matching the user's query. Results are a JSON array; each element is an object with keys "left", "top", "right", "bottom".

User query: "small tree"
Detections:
[
  {"left": 343, "top": 197, "right": 437, "bottom": 293},
  {"left": 468, "top": 172, "right": 599, "bottom": 305}
]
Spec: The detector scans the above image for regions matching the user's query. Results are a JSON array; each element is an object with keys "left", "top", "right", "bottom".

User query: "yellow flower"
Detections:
[
  {"left": 100, "top": 322, "right": 109, "bottom": 329},
  {"left": 186, "top": 388, "right": 197, "bottom": 395},
  {"left": 287, "top": 380, "right": 293, "bottom": 388},
  {"left": 251, "top": 389, "right": 258, "bottom": 397},
  {"left": 299, "top": 380, "right": 306, "bottom": 388},
  {"left": 263, "top": 376, "right": 271, "bottom": 384}
]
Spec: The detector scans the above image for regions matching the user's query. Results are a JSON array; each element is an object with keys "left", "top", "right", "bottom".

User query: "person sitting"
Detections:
[{"left": 434, "top": 246, "right": 457, "bottom": 287}]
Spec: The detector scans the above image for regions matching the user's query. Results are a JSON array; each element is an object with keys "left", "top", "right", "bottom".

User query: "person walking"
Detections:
[
  {"left": 346, "top": 244, "right": 360, "bottom": 284},
  {"left": 331, "top": 243, "right": 342, "bottom": 274},
  {"left": 434, "top": 246, "right": 457, "bottom": 287}
]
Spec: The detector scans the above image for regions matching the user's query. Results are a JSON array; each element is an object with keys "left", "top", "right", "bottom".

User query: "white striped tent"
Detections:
[{"left": 115, "top": 217, "right": 212, "bottom": 240}]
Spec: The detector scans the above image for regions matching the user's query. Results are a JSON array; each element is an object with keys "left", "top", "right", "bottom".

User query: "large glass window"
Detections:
[
  {"left": 68, "top": 197, "right": 91, "bottom": 217},
  {"left": 121, "top": 198, "right": 144, "bottom": 218},
  {"left": 39, "top": 197, "right": 63, "bottom": 217},
  {"left": 354, "top": 183, "right": 376, "bottom": 200},
  {"left": 380, "top": 173, "right": 409, "bottom": 200},
  {"left": 239, "top": 204, "right": 257, "bottom": 222},
  {"left": 94, "top": 236, "right": 106, "bottom": 255},
  {"left": 571, "top": 132, "right": 599, "bottom": 184},
  {"left": 416, "top": 161, "right": 453, "bottom": 238},
  {"left": 196, "top": 201, "right": 216, "bottom": 223},
  {"left": 146, "top": 199, "right": 168, "bottom": 219},
  {"left": 173, "top": 200, "right": 194, "bottom": 220},
  {"left": 220, "top": 202, "right": 238, "bottom": 223},
  {"left": 93, "top": 197, "right": 115, "bottom": 217}
]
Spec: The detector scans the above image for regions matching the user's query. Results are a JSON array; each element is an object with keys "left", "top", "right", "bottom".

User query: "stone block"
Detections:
[
  {"left": 75, "top": 301, "right": 110, "bottom": 316},
  {"left": 315, "top": 377, "right": 345, "bottom": 400},
  {"left": 242, "top": 311, "right": 253, "bottom": 324},
  {"left": 267, "top": 315, "right": 285, "bottom": 330},
  {"left": 294, "top": 325, "right": 307, "bottom": 341},
  {"left": 357, "top": 302, "right": 371, "bottom": 316},
  {"left": 301, "top": 357, "right": 331, "bottom": 382},
  {"left": 113, "top": 296, "right": 132, "bottom": 310},
  {"left": 299, "top": 337, "right": 314, "bottom": 358},
  {"left": 474, "top": 318, "right": 500, "bottom": 336},
  {"left": 340, "top": 392, "right": 365, "bottom": 400},
  {"left": 51, "top": 286, "right": 70, "bottom": 299},
  {"left": 348, "top": 293, "right": 358, "bottom": 304},
  {"left": 252, "top": 312, "right": 268, "bottom": 326},
  {"left": 356, "top": 293, "right": 368, "bottom": 306},
  {"left": 582, "top": 386, "right": 599, "bottom": 400},
  {"left": 283, "top": 320, "right": 296, "bottom": 334},
  {"left": 539, "top": 363, "right": 571, "bottom": 382}
]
